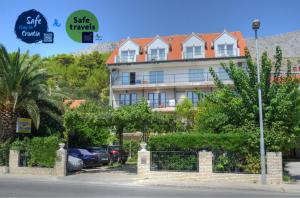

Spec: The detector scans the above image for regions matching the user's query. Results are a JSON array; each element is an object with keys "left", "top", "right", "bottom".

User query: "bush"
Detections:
[
  {"left": 10, "top": 136, "right": 59, "bottom": 168},
  {"left": 148, "top": 132, "right": 249, "bottom": 153},
  {"left": 0, "top": 140, "right": 10, "bottom": 166},
  {"left": 123, "top": 140, "right": 140, "bottom": 160}
]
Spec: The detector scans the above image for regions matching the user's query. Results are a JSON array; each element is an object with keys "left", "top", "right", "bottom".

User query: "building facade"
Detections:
[{"left": 106, "top": 30, "right": 247, "bottom": 112}]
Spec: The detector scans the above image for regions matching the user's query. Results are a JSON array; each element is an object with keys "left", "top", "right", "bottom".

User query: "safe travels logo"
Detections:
[
  {"left": 66, "top": 10, "right": 99, "bottom": 43},
  {"left": 14, "top": 9, "right": 54, "bottom": 44}
]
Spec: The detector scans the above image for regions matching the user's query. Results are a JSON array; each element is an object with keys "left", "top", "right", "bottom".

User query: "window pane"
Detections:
[
  {"left": 194, "top": 46, "right": 201, "bottom": 55},
  {"left": 218, "top": 45, "right": 225, "bottom": 55},
  {"left": 159, "top": 49, "right": 165, "bottom": 60},
  {"left": 186, "top": 47, "right": 193, "bottom": 58},
  {"left": 121, "top": 51, "right": 128, "bottom": 62},
  {"left": 150, "top": 49, "right": 157, "bottom": 60},
  {"left": 189, "top": 69, "right": 204, "bottom": 82},
  {"left": 160, "top": 92, "right": 166, "bottom": 107},
  {"left": 226, "top": 44, "right": 234, "bottom": 56},
  {"left": 125, "top": 94, "right": 130, "bottom": 105},
  {"left": 218, "top": 68, "right": 229, "bottom": 80},
  {"left": 156, "top": 71, "right": 164, "bottom": 83},
  {"left": 131, "top": 93, "right": 137, "bottom": 104},
  {"left": 122, "top": 72, "right": 129, "bottom": 85}
]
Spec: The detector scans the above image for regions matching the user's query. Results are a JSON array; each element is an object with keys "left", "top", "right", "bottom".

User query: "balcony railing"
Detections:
[
  {"left": 112, "top": 71, "right": 231, "bottom": 86},
  {"left": 147, "top": 53, "right": 167, "bottom": 61},
  {"left": 216, "top": 48, "right": 239, "bottom": 57},
  {"left": 115, "top": 55, "right": 136, "bottom": 63},
  {"left": 113, "top": 98, "right": 180, "bottom": 108},
  {"left": 183, "top": 52, "right": 204, "bottom": 59}
]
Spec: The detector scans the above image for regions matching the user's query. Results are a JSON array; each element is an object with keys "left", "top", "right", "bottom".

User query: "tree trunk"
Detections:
[{"left": 0, "top": 108, "right": 17, "bottom": 143}]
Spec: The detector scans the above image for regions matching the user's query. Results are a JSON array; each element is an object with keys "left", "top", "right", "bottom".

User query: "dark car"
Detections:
[
  {"left": 68, "top": 148, "right": 98, "bottom": 168},
  {"left": 108, "top": 145, "right": 128, "bottom": 164},
  {"left": 86, "top": 147, "right": 111, "bottom": 165}
]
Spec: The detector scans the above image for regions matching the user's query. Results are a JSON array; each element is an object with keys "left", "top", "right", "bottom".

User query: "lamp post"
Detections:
[{"left": 252, "top": 19, "right": 266, "bottom": 184}]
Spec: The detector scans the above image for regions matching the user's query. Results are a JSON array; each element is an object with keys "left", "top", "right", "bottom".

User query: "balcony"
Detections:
[
  {"left": 216, "top": 48, "right": 239, "bottom": 57},
  {"left": 112, "top": 71, "right": 232, "bottom": 90},
  {"left": 115, "top": 55, "right": 136, "bottom": 63},
  {"left": 146, "top": 53, "right": 167, "bottom": 61},
  {"left": 183, "top": 51, "right": 204, "bottom": 59}
]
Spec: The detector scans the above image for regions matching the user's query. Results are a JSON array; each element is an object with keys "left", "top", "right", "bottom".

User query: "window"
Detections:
[
  {"left": 218, "top": 68, "right": 230, "bottom": 80},
  {"left": 149, "top": 48, "right": 166, "bottom": 61},
  {"left": 121, "top": 72, "right": 129, "bottom": 85},
  {"left": 148, "top": 92, "right": 166, "bottom": 108},
  {"left": 119, "top": 93, "right": 137, "bottom": 106},
  {"left": 120, "top": 50, "right": 135, "bottom": 62},
  {"left": 189, "top": 69, "right": 205, "bottom": 82},
  {"left": 187, "top": 91, "right": 199, "bottom": 106},
  {"left": 185, "top": 46, "right": 202, "bottom": 59},
  {"left": 217, "top": 44, "right": 234, "bottom": 57},
  {"left": 149, "top": 71, "right": 164, "bottom": 83}
]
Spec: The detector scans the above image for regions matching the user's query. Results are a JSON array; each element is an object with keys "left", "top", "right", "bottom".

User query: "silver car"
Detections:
[{"left": 67, "top": 155, "right": 83, "bottom": 172}]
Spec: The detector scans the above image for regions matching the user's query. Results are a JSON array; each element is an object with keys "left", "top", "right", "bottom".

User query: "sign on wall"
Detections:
[
  {"left": 66, "top": 10, "right": 99, "bottom": 43},
  {"left": 14, "top": 9, "right": 54, "bottom": 44},
  {"left": 16, "top": 118, "right": 31, "bottom": 134}
]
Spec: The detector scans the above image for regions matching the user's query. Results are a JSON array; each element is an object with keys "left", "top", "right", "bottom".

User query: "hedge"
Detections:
[
  {"left": 148, "top": 132, "right": 250, "bottom": 153},
  {"left": 10, "top": 136, "right": 59, "bottom": 168}
]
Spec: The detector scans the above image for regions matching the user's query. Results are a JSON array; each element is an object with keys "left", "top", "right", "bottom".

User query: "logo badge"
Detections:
[
  {"left": 66, "top": 10, "right": 99, "bottom": 43},
  {"left": 14, "top": 9, "right": 53, "bottom": 44}
]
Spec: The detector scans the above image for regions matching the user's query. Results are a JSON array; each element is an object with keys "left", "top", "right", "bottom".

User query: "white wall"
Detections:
[
  {"left": 214, "top": 32, "right": 239, "bottom": 57},
  {"left": 182, "top": 35, "right": 205, "bottom": 58}
]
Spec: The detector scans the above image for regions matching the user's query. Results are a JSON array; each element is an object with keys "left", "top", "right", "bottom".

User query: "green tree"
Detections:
[
  {"left": 0, "top": 45, "right": 64, "bottom": 142},
  {"left": 175, "top": 97, "right": 195, "bottom": 131},
  {"left": 196, "top": 46, "right": 300, "bottom": 152}
]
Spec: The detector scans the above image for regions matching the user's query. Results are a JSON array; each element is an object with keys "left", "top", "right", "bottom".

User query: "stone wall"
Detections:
[
  {"left": 138, "top": 150, "right": 282, "bottom": 184},
  {"left": 5, "top": 144, "right": 67, "bottom": 176}
]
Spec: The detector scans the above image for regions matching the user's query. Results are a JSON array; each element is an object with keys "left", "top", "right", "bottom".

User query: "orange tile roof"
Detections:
[
  {"left": 64, "top": 100, "right": 86, "bottom": 109},
  {"left": 106, "top": 31, "right": 246, "bottom": 64}
]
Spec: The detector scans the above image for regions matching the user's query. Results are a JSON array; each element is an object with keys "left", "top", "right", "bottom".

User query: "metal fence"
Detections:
[
  {"left": 212, "top": 151, "right": 261, "bottom": 174},
  {"left": 150, "top": 151, "right": 199, "bottom": 172},
  {"left": 19, "top": 150, "right": 29, "bottom": 167}
]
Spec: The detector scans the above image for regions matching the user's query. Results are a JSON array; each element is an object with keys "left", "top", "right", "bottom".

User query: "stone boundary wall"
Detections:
[
  {"left": 0, "top": 144, "right": 67, "bottom": 176},
  {"left": 138, "top": 150, "right": 282, "bottom": 184}
]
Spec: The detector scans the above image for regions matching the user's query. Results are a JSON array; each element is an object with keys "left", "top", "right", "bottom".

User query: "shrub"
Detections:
[
  {"left": 10, "top": 136, "right": 59, "bottom": 168},
  {"left": 0, "top": 140, "right": 11, "bottom": 166},
  {"left": 27, "top": 136, "right": 59, "bottom": 168},
  {"left": 123, "top": 140, "right": 140, "bottom": 160},
  {"left": 148, "top": 132, "right": 249, "bottom": 153}
]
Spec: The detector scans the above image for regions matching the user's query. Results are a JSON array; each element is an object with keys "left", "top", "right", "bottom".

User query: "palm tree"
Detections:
[{"left": 0, "top": 44, "right": 64, "bottom": 142}]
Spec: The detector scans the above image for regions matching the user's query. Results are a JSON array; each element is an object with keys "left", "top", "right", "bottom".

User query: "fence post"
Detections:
[
  {"left": 9, "top": 149, "right": 20, "bottom": 173},
  {"left": 266, "top": 152, "right": 282, "bottom": 184},
  {"left": 198, "top": 151, "right": 213, "bottom": 175},
  {"left": 137, "top": 142, "right": 150, "bottom": 176},
  {"left": 54, "top": 143, "right": 67, "bottom": 176}
]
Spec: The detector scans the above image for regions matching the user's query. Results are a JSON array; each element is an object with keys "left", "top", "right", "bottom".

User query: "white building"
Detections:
[{"left": 106, "top": 30, "right": 247, "bottom": 112}]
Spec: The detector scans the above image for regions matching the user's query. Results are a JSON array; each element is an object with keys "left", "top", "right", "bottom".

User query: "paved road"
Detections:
[{"left": 0, "top": 176, "right": 299, "bottom": 198}]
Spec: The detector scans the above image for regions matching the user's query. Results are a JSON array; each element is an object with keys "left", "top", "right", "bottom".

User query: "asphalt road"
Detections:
[{"left": 0, "top": 177, "right": 299, "bottom": 198}]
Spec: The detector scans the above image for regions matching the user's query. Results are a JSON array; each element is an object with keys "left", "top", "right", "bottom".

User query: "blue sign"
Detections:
[{"left": 14, "top": 9, "right": 53, "bottom": 44}]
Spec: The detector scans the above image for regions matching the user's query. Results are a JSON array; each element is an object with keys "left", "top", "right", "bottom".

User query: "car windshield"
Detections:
[
  {"left": 110, "top": 146, "right": 120, "bottom": 150},
  {"left": 90, "top": 148, "right": 106, "bottom": 152}
]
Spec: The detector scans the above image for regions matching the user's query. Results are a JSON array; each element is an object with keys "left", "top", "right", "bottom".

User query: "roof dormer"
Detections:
[
  {"left": 116, "top": 38, "right": 140, "bottom": 63},
  {"left": 214, "top": 30, "right": 239, "bottom": 57},
  {"left": 146, "top": 35, "right": 169, "bottom": 61},
  {"left": 182, "top": 33, "right": 205, "bottom": 59}
]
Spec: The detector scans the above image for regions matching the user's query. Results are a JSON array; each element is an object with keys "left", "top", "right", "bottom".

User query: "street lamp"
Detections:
[{"left": 252, "top": 19, "right": 266, "bottom": 184}]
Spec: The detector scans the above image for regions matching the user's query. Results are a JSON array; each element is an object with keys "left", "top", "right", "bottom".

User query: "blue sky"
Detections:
[{"left": 1, "top": 0, "right": 300, "bottom": 56}]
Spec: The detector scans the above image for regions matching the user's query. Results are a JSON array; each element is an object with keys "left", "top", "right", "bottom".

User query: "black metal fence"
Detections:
[
  {"left": 150, "top": 151, "right": 198, "bottom": 172},
  {"left": 212, "top": 151, "right": 261, "bottom": 174},
  {"left": 19, "top": 150, "right": 29, "bottom": 167}
]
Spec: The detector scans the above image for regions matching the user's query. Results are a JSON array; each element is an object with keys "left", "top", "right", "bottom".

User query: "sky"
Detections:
[{"left": 0, "top": 0, "right": 300, "bottom": 56}]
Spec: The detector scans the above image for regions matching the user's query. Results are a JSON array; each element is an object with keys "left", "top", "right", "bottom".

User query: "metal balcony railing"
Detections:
[
  {"left": 114, "top": 98, "right": 177, "bottom": 108},
  {"left": 115, "top": 55, "right": 136, "bottom": 63},
  {"left": 216, "top": 48, "right": 239, "bottom": 57},
  {"left": 112, "top": 71, "right": 231, "bottom": 86},
  {"left": 183, "top": 52, "right": 204, "bottom": 59},
  {"left": 147, "top": 53, "right": 167, "bottom": 61}
]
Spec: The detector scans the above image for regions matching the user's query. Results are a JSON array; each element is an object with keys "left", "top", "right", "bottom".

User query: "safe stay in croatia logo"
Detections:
[
  {"left": 66, "top": 10, "right": 99, "bottom": 43},
  {"left": 14, "top": 9, "right": 54, "bottom": 44}
]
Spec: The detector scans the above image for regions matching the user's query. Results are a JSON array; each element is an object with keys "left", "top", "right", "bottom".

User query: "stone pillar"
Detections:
[
  {"left": 9, "top": 150, "right": 20, "bottom": 172},
  {"left": 198, "top": 151, "right": 213, "bottom": 174},
  {"left": 54, "top": 143, "right": 67, "bottom": 176},
  {"left": 267, "top": 152, "right": 282, "bottom": 184},
  {"left": 137, "top": 143, "right": 150, "bottom": 176}
]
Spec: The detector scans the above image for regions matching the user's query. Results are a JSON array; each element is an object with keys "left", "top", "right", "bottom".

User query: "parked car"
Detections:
[
  {"left": 68, "top": 148, "right": 98, "bottom": 168},
  {"left": 67, "top": 155, "right": 83, "bottom": 172},
  {"left": 86, "top": 147, "right": 111, "bottom": 165},
  {"left": 108, "top": 145, "right": 128, "bottom": 164}
]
